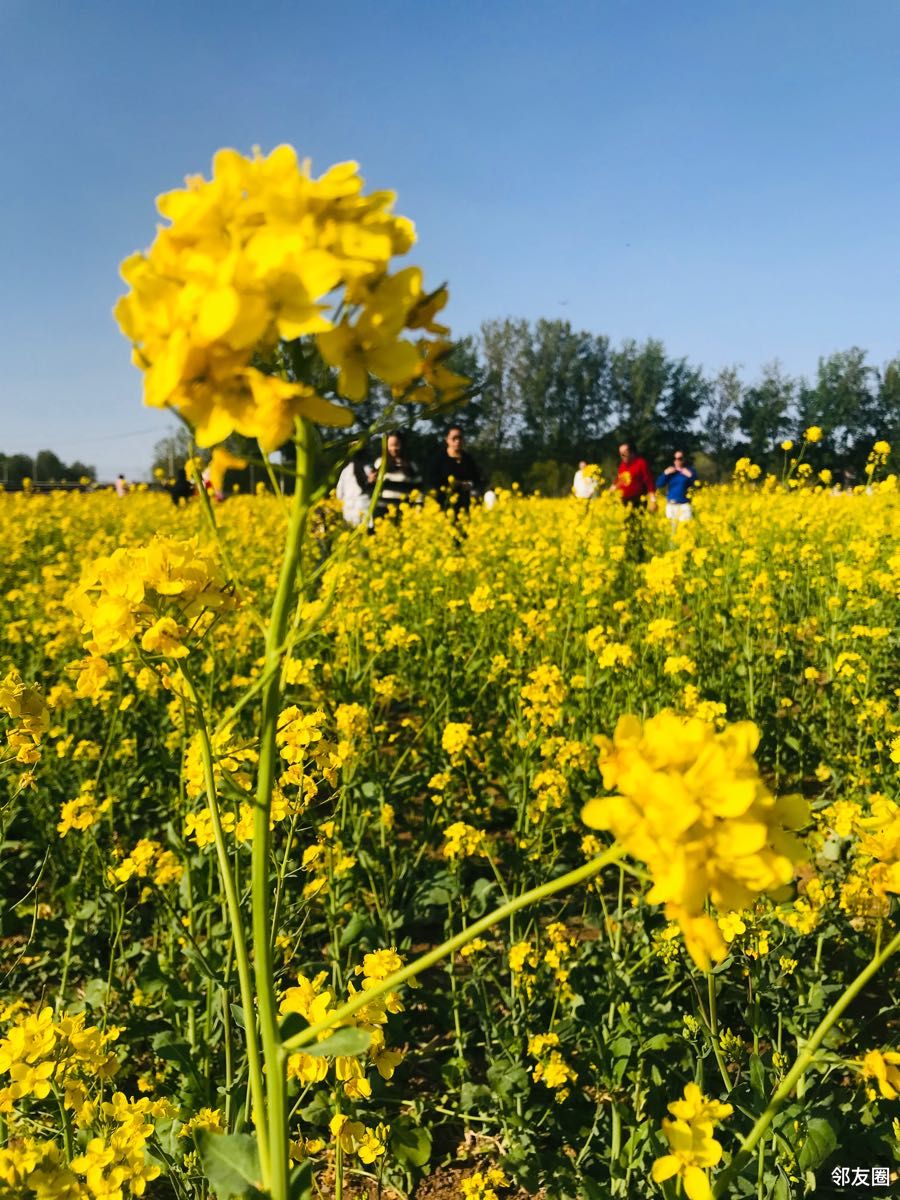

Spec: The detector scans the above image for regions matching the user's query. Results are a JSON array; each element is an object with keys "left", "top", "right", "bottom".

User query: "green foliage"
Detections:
[{"left": 196, "top": 1130, "right": 265, "bottom": 1198}]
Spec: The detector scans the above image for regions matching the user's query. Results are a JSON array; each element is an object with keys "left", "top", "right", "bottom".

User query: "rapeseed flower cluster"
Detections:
[
  {"left": 651, "top": 1083, "right": 733, "bottom": 1200},
  {"left": 0, "top": 670, "right": 48, "bottom": 769},
  {"left": 113, "top": 145, "right": 466, "bottom": 449},
  {"left": 67, "top": 537, "right": 234, "bottom": 697},
  {"left": 583, "top": 711, "right": 809, "bottom": 968},
  {"left": 281, "top": 950, "right": 405, "bottom": 1101},
  {"left": 0, "top": 1007, "right": 118, "bottom": 1120}
]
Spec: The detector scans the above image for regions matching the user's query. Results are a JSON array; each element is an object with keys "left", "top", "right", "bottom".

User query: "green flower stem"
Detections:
[
  {"left": 252, "top": 417, "right": 314, "bottom": 1200},
  {"left": 706, "top": 971, "right": 732, "bottom": 1093},
  {"left": 712, "top": 924, "right": 900, "bottom": 1198},
  {"left": 51, "top": 1084, "right": 73, "bottom": 1161},
  {"left": 283, "top": 846, "right": 622, "bottom": 1054},
  {"left": 180, "top": 668, "right": 269, "bottom": 1181}
]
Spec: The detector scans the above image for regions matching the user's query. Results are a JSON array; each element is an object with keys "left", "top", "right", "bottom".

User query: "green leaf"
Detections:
[
  {"left": 288, "top": 1160, "right": 313, "bottom": 1200},
  {"left": 797, "top": 1117, "right": 837, "bottom": 1171},
  {"left": 749, "top": 1052, "right": 766, "bottom": 1102},
  {"left": 773, "top": 1170, "right": 791, "bottom": 1200},
  {"left": 486, "top": 1060, "right": 529, "bottom": 1101},
  {"left": 608, "top": 1036, "right": 633, "bottom": 1061},
  {"left": 641, "top": 1034, "right": 673, "bottom": 1052},
  {"left": 339, "top": 912, "right": 368, "bottom": 948},
  {"left": 152, "top": 1033, "right": 201, "bottom": 1081},
  {"left": 300, "top": 1026, "right": 371, "bottom": 1058},
  {"left": 81, "top": 977, "right": 107, "bottom": 1008},
  {"left": 196, "top": 1130, "right": 264, "bottom": 1199},
  {"left": 390, "top": 1118, "right": 432, "bottom": 1168},
  {"left": 229, "top": 1004, "right": 246, "bottom": 1029},
  {"left": 279, "top": 1012, "right": 306, "bottom": 1043}
]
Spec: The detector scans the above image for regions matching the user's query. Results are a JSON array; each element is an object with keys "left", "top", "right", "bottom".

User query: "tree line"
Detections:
[
  {"left": 426, "top": 321, "right": 898, "bottom": 491},
  {"left": 0, "top": 450, "right": 95, "bottom": 489},
  {"left": 147, "top": 322, "right": 900, "bottom": 496}
]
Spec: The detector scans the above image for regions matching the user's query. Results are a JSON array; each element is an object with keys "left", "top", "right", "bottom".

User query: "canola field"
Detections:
[{"left": 2, "top": 482, "right": 899, "bottom": 1200}]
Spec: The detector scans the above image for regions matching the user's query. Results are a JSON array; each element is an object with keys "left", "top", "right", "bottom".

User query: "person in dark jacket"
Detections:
[
  {"left": 428, "top": 425, "right": 483, "bottom": 515},
  {"left": 169, "top": 467, "right": 195, "bottom": 506}
]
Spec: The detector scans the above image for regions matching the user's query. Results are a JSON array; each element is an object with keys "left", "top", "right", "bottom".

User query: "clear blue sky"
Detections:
[{"left": 2, "top": 0, "right": 899, "bottom": 479}]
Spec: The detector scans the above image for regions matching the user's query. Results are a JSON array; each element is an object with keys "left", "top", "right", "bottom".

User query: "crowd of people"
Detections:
[
  {"left": 336, "top": 424, "right": 490, "bottom": 527},
  {"left": 573, "top": 441, "right": 698, "bottom": 527},
  {"left": 336, "top": 430, "right": 698, "bottom": 530},
  {"left": 115, "top": 430, "right": 699, "bottom": 533}
]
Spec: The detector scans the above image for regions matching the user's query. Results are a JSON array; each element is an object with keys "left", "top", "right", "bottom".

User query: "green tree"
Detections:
[
  {"left": 609, "top": 339, "right": 706, "bottom": 464},
  {"left": 874, "top": 357, "right": 900, "bottom": 448},
  {"left": 152, "top": 427, "right": 195, "bottom": 477},
  {"left": 799, "top": 348, "right": 877, "bottom": 461},
  {"left": 517, "top": 320, "right": 611, "bottom": 461},
  {"left": 737, "top": 361, "right": 795, "bottom": 464},
  {"left": 701, "top": 366, "right": 743, "bottom": 478},
  {"left": 470, "top": 318, "right": 530, "bottom": 459},
  {"left": 34, "top": 449, "right": 67, "bottom": 482}
]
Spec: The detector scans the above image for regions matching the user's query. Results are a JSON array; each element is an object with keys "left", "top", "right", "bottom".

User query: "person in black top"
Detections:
[
  {"left": 429, "top": 425, "right": 484, "bottom": 514},
  {"left": 169, "top": 467, "right": 195, "bottom": 505},
  {"left": 371, "top": 431, "right": 419, "bottom": 522}
]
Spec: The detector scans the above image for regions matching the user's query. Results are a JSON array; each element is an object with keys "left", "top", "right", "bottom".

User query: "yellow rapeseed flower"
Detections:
[{"left": 583, "top": 711, "right": 809, "bottom": 968}]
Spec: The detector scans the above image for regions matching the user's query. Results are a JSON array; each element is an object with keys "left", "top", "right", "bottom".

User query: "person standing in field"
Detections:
[
  {"left": 656, "top": 450, "right": 697, "bottom": 529},
  {"left": 371, "top": 430, "right": 419, "bottom": 523},
  {"left": 572, "top": 460, "right": 599, "bottom": 500},
  {"left": 429, "top": 425, "right": 484, "bottom": 515},
  {"left": 611, "top": 442, "right": 656, "bottom": 510},
  {"left": 169, "top": 467, "right": 194, "bottom": 505},
  {"left": 611, "top": 441, "right": 656, "bottom": 562},
  {"left": 115, "top": 473, "right": 130, "bottom": 497},
  {"left": 335, "top": 449, "right": 372, "bottom": 527}
]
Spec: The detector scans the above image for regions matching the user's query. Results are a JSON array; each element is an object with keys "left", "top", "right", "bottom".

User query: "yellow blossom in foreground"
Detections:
[
  {"left": 804, "top": 425, "right": 823, "bottom": 443},
  {"left": 651, "top": 1083, "right": 733, "bottom": 1200},
  {"left": 583, "top": 711, "right": 809, "bottom": 968},
  {"left": 114, "top": 146, "right": 462, "bottom": 450},
  {"left": 0, "top": 670, "right": 49, "bottom": 766},
  {"left": 861, "top": 1049, "right": 900, "bottom": 1099}
]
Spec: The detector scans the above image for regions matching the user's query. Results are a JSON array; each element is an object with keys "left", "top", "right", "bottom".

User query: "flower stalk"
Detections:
[
  {"left": 283, "top": 847, "right": 622, "bottom": 1054},
  {"left": 251, "top": 417, "right": 314, "bottom": 1200},
  {"left": 712, "top": 924, "right": 900, "bottom": 1197}
]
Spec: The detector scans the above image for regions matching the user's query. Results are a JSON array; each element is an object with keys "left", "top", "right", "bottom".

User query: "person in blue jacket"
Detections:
[{"left": 656, "top": 451, "right": 697, "bottom": 528}]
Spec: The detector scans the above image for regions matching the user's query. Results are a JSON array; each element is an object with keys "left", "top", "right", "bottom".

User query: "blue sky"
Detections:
[{"left": 2, "top": 0, "right": 899, "bottom": 479}]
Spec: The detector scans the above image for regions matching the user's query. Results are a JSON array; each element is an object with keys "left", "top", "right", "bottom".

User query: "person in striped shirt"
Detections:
[{"left": 371, "top": 431, "right": 419, "bottom": 522}]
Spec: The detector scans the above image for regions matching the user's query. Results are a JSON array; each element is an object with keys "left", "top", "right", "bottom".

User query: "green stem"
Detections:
[
  {"left": 284, "top": 847, "right": 622, "bottom": 1053},
  {"left": 180, "top": 668, "right": 269, "bottom": 1181},
  {"left": 252, "top": 418, "right": 313, "bottom": 1200},
  {"left": 712, "top": 925, "right": 900, "bottom": 1197},
  {"left": 52, "top": 1084, "right": 73, "bottom": 1160},
  {"left": 706, "top": 971, "right": 732, "bottom": 1092}
]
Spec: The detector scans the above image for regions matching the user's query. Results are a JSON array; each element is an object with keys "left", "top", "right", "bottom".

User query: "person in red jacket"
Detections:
[
  {"left": 612, "top": 442, "right": 657, "bottom": 510},
  {"left": 611, "top": 441, "right": 656, "bottom": 563}
]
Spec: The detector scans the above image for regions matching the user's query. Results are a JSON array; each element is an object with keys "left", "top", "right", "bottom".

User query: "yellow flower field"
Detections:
[
  {"left": 1, "top": 481, "right": 898, "bottom": 1199},
  {"left": 1, "top": 145, "right": 898, "bottom": 1200}
]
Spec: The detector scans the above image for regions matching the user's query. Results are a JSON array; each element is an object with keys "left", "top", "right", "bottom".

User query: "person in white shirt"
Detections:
[
  {"left": 572, "top": 461, "right": 598, "bottom": 500},
  {"left": 335, "top": 452, "right": 371, "bottom": 526}
]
